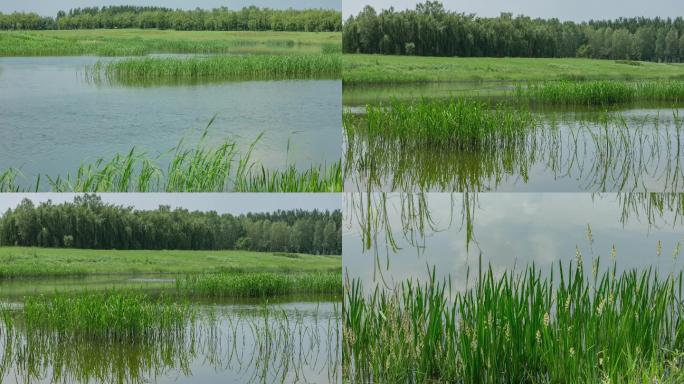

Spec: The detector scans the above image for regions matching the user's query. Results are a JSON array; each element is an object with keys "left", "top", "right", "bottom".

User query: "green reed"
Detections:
[
  {"left": 0, "top": 120, "right": 342, "bottom": 192},
  {"left": 234, "top": 161, "right": 342, "bottom": 192},
  {"left": 20, "top": 291, "right": 195, "bottom": 343},
  {"left": 87, "top": 54, "right": 342, "bottom": 84},
  {"left": 345, "top": 99, "right": 536, "bottom": 151},
  {"left": 517, "top": 80, "right": 684, "bottom": 106},
  {"left": 344, "top": 260, "right": 684, "bottom": 383},
  {"left": 176, "top": 271, "right": 342, "bottom": 298},
  {"left": 345, "top": 107, "right": 684, "bottom": 192}
]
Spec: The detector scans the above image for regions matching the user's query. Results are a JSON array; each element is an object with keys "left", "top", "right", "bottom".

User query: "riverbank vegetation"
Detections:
[
  {"left": 0, "top": 247, "right": 340, "bottom": 278},
  {"left": 343, "top": 55, "right": 684, "bottom": 85},
  {"left": 344, "top": 260, "right": 684, "bottom": 383},
  {"left": 0, "top": 29, "right": 341, "bottom": 56},
  {"left": 176, "top": 271, "right": 341, "bottom": 298},
  {"left": 344, "top": 1, "right": 684, "bottom": 62},
  {"left": 87, "top": 54, "right": 341, "bottom": 83},
  {"left": 0, "top": 6, "right": 341, "bottom": 32}
]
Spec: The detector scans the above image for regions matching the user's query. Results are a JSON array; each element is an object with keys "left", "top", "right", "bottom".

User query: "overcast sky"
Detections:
[
  {"left": 343, "top": 0, "right": 682, "bottom": 22},
  {"left": 0, "top": 193, "right": 341, "bottom": 214},
  {"left": 0, "top": 1, "right": 340, "bottom": 17}
]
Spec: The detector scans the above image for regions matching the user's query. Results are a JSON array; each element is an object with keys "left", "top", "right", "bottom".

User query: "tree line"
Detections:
[
  {"left": 0, "top": 5, "right": 341, "bottom": 32},
  {"left": 343, "top": 1, "right": 684, "bottom": 62},
  {"left": 0, "top": 195, "right": 342, "bottom": 255}
]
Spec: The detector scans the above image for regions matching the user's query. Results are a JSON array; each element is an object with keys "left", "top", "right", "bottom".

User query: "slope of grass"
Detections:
[
  {"left": 0, "top": 247, "right": 341, "bottom": 278},
  {"left": 0, "top": 29, "right": 341, "bottom": 56},
  {"left": 343, "top": 55, "right": 684, "bottom": 84}
]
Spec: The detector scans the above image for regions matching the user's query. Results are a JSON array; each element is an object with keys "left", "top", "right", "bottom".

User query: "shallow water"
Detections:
[
  {"left": 343, "top": 193, "right": 684, "bottom": 294},
  {"left": 0, "top": 56, "right": 341, "bottom": 186},
  {"left": 345, "top": 107, "right": 684, "bottom": 192},
  {"left": 0, "top": 275, "right": 340, "bottom": 384}
]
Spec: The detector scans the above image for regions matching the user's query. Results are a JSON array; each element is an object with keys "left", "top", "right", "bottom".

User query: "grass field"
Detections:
[
  {"left": 0, "top": 29, "right": 341, "bottom": 56},
  {"left": 0, "top": 247, "right": 341, "bottom": 278},
  {"left": 343, "top": 55, "right": 684, "bottom": 84}
]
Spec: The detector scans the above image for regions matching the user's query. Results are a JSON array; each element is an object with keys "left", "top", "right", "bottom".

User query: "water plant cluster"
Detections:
[
  {"left": 87, "top": 54, "right": 342, "bottom": 84},
  {"left": 344, "top": 102, "right": 684, "bottom": 192},
  {"left": 176, "top": 271, "right": 342, "bottom": 298},
  {"left": 518, "top": 80, "right": 684, "bottom": 106},
  {"left": 0, "top": 130, "right": 343, "bottom": 192},
  {"left": 344, "top": 260, "right": 684, "bottom": 383},
  {"left": 1, "top": 294, "right": 341, "bottom": 383},
  {"left": 345, "top": 99, "right": 536, "bottom": 150}
]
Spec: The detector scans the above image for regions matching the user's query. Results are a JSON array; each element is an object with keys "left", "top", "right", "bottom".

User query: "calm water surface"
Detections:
[
  {"left": 0, "top": 57, "right": 341, "bottom": 184},
  {"left": 344, "top": 193, "right": 684, "bottom": 294}
]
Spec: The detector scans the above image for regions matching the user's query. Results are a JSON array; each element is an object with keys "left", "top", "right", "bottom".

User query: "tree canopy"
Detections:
[
  {"left": 343, "top": 1, "right": 684, "bottom": 62},
  {"left": 0, "top": 6, "right": 341, "bottom": 32},
  {"left": 0, "top": 195, "right": 342, "bottom": 255}
]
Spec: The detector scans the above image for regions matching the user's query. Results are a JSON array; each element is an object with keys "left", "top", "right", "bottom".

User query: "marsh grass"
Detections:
[
  {"left": 1, "top": 297, "right": 341, "bottom": 383},
  {"left": 21, "top": 291, "right": 194, "bottom": 342},
  {"left": 344, "top": 260, "right": 684, "bottom": 383},
  {"left": 344, "top": 106, "right": 684, "bottom": 192},
  {"left": 1, "top": 119, "right": 342, "bottom": 192},
  {"left": 517, "top": 80, "right": 684, "bottom": 106},
  {"left": 346, "top": 99, "right": 536, "bottom": 151},
  {"left": 176, "top": 271, "right": 342, "bottom": 298},
  {"left": 87, "top": 54, "right": 342, "bottom": 84}
]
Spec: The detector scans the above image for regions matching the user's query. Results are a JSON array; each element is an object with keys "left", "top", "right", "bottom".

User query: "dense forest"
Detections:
[
  {"left": 343, "top": 1, "right": 684, "bottom": 62},
  {"left": 0, "top": 6, "right": 341, "bottom": 32},
  {"left": 0, "top": 195, "right": 342, "bottom": 255}
]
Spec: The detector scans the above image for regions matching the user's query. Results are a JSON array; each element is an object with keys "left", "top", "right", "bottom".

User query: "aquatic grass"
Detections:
[
  {"left": 344, "top": 260, "right": 684, "bottom": 383},
  {"left": 22, "top": 291, "right": 195, "bottom": 342},
  {"left": 345, "top": 107, "right": 684, "bottom": 192},
  {"left": 346, "top": 99, "right": 537, "bottom": 151},
  {"left": 0, "top": 121, "right": 342, "bottom": 192},
  {"left": 517, "top": 80, "right": 684, "bottom": 106},
  {"left": 87, "top": 54, "right": 342, "bottom": 83},
  {"left": 176, "top": 272, "right": 342, "bottom": 298},
  {"left": 234, "top": 161, "right": 342, "bottom": 192}
]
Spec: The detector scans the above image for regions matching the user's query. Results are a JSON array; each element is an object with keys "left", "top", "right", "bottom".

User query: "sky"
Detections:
[
  {"left": 343, "top": 0, "right": 683, "bottom": 22},
  {"left": 0, "top": 193, "right": 341, "bottom": 214},
  {"left": 0, "top": 1, "right": 341, "bottom": 16}
]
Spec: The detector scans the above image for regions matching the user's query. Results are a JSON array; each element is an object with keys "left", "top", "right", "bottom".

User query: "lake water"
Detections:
[
  {"left": 345, "top": 107, "right": 684, "bottom": 192},
  {"left": 0, "top": 56, "right": 341, "bottom": 186},
  {"left": 0, "top": 276, "right": 340, "bottom": 383},
  {"left": 343, "top": 193, "right": 684, "bottom": 294}
]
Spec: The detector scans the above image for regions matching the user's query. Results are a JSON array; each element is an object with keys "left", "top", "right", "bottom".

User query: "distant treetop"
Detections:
[
  {"left": 0, "top": 5, "right": 342, "bottom": 32},
  {"left": 343, "top": 1, "right": 684, "bottom": 62}
]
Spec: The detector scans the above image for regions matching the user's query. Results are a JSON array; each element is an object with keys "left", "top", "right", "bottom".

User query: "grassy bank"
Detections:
[
  {"left": 0, "top": 29, "right": 341, "bottom": 56},
  {"left": 0, "top": 247, "right": 340, "bottom": 278},
  {"left": 176, "top": 271, "right": 341, "bottom": 298},
  {"left": 343, "top": 55, "right": 684, "bottom": 84},
  {"left": 88, "top": 54, "right": 341, "bottom": 83},
  {"left": 344, "top": 261, "right": 684, "bottom": 383}
]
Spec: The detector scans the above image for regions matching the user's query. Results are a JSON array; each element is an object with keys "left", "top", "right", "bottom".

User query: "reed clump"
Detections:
[
  {"left": 22, "top": 291, "right": 195, "bottom": 342},
  {"left": 176, "top": 271, "right": 342, "bottom": 298},
  {"left": 87, "top": 54, "right": 342, "bottom": 83},
  {"left": 346, "top": 99, "right": 536, "bottom": 151},
  {"left": 344, "top": 261, "right": 684, "bottom": 383},
  {"left": 518, "top": 80, "right": 684, "bottom": 105}
]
